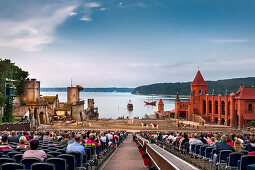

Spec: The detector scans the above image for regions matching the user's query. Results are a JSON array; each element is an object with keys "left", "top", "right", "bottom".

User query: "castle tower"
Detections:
[
  {"left": 88, "top": 99, "right": 94, "bottom": 111},
  {"left": 21, "top": 79, "right": 40, "bottom": 105},
  {"left": 67, "top": 85, "right": 85, "bottom": 121},
  {"left": 67, "top": 85, "right": 83, "bottom": 105},
  {"left": 190, "top": 71, "right": 208, "bottom": 118},
  {"left": 158, "top": 99, "right": 164, "bottom": 113}
]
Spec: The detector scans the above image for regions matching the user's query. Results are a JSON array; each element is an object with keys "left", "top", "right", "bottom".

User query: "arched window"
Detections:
[
  {"left": 248, "top": 104, "right": 252, "bottom": 112},
  {"left": 228, "top": 101, "right": 230, "bottom": 116},
  {"left": 203, "top": 100, "right": 206, "bottom": 115},
  {"left": 209, "top": 100, "right": 212, "bottom": 113},
  {"left": 215, "top": 101, "right": 218, "bottom": 114},
  {"left": 222, "top": 101, "right": 225, "bottom": 115}
]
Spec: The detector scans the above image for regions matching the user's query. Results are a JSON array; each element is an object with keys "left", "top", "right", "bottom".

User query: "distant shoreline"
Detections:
[{"left": 41, "top": 87, "right": 133, "bottom": 93}]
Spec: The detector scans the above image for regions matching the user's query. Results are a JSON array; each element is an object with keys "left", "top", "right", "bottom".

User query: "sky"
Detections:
[{"left": 0, "top": 0, "right": 255, "bottom": 88}]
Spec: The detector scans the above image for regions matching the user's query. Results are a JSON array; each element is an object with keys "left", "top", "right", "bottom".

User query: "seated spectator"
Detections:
[
  {"left": 179, "top": 134, "right": 189, "bottom": 150},
  {"left": 8, "top": 131, "right": 19, "bottom": 143},
  {"left": 68, "top": 132, "right": 75, "bottom": 144},
  {"left": 23, "top": 140, "right": 47, "bottom": 161},
  {"left": 0, "top": 136, "right": 12, "bottom": 151},
  {"left": 100, "top": 131, "right": 106, "bottom": 143},
  {"left": 52, "top": 133, "right": 58, "bottom": 142},
  {"left": 234, "top": 139, "right": 243, "bottom": 152},
  {"left": 60, "top": 134, "right": 70, "bottom": 146},
  {"left": 227, "top": 135, "right": 234, "bottom": 147},
  {"left": 213, "top": 135, "right": 234, "bottom": 169},
  {"left": 23, "top": 132, "right": 30, "bottom": 141},
  {"left": 246, "top": 136, "right": 255, "bottom": 152},
  {"left": 66, "top": 134, "right": 85, "bottom": 156},
  {"left": 17, "top": 136, "right": 29, "bottom": 149},
  {"left": 209, "top": 137, "right": 216, "bottom": 147},
  {"left": 189, "top": 133, "right": 203, "bottom": 150},
  {"left": 43, "top": 132, "right": 53, "bottom": 142}
]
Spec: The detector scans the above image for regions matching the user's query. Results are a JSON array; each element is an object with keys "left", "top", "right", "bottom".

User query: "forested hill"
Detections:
[{"left": 132, "top": 77, "right": 255, "bottom": 96}]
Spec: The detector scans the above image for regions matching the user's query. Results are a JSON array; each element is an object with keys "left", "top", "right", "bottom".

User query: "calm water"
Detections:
[{"left": 41, "top": 92, "right": 178, "bottom": 119}]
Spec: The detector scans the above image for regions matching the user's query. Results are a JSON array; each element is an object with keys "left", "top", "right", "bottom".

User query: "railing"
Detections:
[
  {"left": 0, "top": 122, "right": 31, "bottom": 131},
  {"left": 146, "top": 143, "right": 199, "bottom": 170}
]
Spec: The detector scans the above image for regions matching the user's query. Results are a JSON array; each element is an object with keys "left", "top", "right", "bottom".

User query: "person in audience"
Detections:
[
  {"left": 8, "top": 131, "right": 19, "bottom": 143},
  {"left": 213, "top": 135, "right": 234, "bottom": 169},
  {"left": 0, "top": 135, "right": 12, "bottom": 151},
  {"left": 66, "top": 134, "right": 85, "bottom": 155},
  {"left": 226, "top": 135, "right": 234, "bottom": 147},
  {"left": 234, "top": 139, "right": 243, "bottom": 152},
  {"left": 210, "top": 137, "right": 216, "bottom": 147},
  {"left": 43, "top": 131, "right": 52, "bottom": 142},
  {"left": 189, "top": 133, "right": 203, "bottom": 150},
  {"left": 246, "top": 136, "right": 255, "bottom": 152},
  {"left": 179, "top": 134, "right": 189, "bottom": 150},
  {"left": 17, "top": 136, "right": 29, "bottom": 149},
  {"left": 100, "top": 131, "right": 107, "bottom": 143},
  {"left": 216, "top": 134, "right": 221, "bottom": 143},
  {"left": 52, "top": 133, "right": 58, "bottom": 142},
  {"left": 60, "top": 134, "right": 70, "bottom": 146},
  {"left": 23, "top": 140, "right": 47, "bottom": 161},
  {"left": 68, "top": 132, "right": 75, "bottom": 144},
  {"left": 23, "top": 132, "right": 30, "bottom": 141}
]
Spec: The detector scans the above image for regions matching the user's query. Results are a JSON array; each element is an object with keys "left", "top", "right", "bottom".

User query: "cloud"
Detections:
[
  {"left": 211, "top": 39, "right": 250, "bottom": 43},
  {"left": 0, "top": 1, "right": 79, "bottom": 51},
  {"left": 85, "top": 2, "right": 101, "bottom": 8},
  {"left": 80, "top": 17, "right": 91, "bottom": 22},
  {"left": 100, "top": 8, "right": 106, "bottom": 11},
  {"left": 69, "top": 12, "right": 77, "bottom": 16}
]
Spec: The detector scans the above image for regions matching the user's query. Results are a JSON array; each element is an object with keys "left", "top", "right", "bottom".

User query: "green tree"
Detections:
[{"left": 0, "top": 58, "right": 29, "bottom": 122}]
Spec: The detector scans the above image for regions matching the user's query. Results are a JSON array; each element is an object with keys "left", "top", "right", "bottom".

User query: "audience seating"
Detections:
[
  {"left": 31, "top": 162, "right": 55, "bottom": 170},
  {"left": 0, "top": 131, "right": 127, "bottom": 170},
  {"left": 0, "top": 158, "right": 15, "bottom": 166},
  {"left": 58, "top": 154, "right": 76, "bottom": 170},
  {"left": 47, "top": 158, "right": 67, "bottom": 170},
  {"left": 13, "top": 154, "right": 23, "bottom": 163},
  {"left": 21, "top": 157, "right": 42, "bottom": 169},
  {"left": 226, "top": 152, "right": 243, "bottom": 170},
  {"left": 1, "top": 162, "right": 25, "bottom": 170},
  {"left": 238, "top": 155, "right": 255, "bottom": 170}
]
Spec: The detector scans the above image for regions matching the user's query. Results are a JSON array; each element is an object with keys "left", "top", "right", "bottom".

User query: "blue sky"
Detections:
[{"left": 0, "top": 0, "right": 255, "bottom": 87}]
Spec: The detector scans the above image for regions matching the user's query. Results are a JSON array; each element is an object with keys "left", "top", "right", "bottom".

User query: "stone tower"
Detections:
[
  {"left": 87, "top": 99, "right": 94, "bottom": 111},
  {"left": 20, "top": 79, "right": 40, "bottom": 105},
  {"left": 67, "top": 85, "right": 85, "bottom": 121}
]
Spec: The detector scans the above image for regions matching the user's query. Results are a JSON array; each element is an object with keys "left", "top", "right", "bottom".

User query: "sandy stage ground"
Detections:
[{"left": 43, "top": 119, "right": 244, "bottom": 133}]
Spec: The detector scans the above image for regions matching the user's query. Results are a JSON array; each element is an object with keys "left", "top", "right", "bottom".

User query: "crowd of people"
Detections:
[
  {"left": 140, "top": 131, "right": 255, "bottom": 169},
  {"left": 0, "top": 130, "right": 127, "bottom": 167}
]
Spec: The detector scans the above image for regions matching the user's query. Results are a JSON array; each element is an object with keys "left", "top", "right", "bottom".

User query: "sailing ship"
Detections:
[
  {"left": 144, "top": 96, "right": 156, "bottom": 106},
  {"left": 127, "top": 100, "right": 133, "bottom": 111}
]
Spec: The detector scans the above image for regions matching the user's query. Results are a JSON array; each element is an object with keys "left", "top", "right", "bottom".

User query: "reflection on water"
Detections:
[{"left": 41, "top": 92, "right": 188, "bottom": 119}]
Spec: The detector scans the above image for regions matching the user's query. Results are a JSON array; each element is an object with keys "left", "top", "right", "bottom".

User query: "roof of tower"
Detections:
[
  {"left": 192, "top": 70, "right": 207, "bottom": 84},
  {"left": 234, "top": 87, "right": 255, "bottom": 100}
]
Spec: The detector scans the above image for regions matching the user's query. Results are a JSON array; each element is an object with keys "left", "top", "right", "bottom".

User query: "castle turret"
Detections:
[
  {"left": 158, "top": 99, "right": 164, "bottom": 113},
  {"left": 190, "top": 71, "right": 208, "bottom": 115}
]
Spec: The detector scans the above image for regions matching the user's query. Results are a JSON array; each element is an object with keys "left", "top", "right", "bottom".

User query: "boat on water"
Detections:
[
  {"left": 127, "top": 100, "right": 133, "bottom": 111},
  {"left": 144, "top": 96, "right": 157, "bottom": 106}
]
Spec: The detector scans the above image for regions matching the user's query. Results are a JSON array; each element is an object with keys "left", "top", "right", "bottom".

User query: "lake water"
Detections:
[{"left": 41, "top": 92, "right": 179, "bottom": 119}]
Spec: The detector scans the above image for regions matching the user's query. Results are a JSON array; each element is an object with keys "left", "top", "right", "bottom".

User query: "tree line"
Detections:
[{"left": 132, "top": 77, "right": 255, "bottom": 96}]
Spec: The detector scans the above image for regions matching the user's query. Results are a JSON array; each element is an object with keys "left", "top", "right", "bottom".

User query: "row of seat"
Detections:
[
  {"left": 0, "top": 133, "right": 127, "bottom": 170},
  {"left": 165, "top": 142, "right": 255, "bottom": 170}
]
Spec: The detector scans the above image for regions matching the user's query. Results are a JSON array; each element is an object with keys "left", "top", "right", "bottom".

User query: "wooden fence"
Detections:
[{"left": 0, "top": 122, "right": 31, "bottom": 131}]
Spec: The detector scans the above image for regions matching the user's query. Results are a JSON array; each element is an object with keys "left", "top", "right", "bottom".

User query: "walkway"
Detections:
[{"left": 102, "top": 135, "right": 147, "bottom": 170}]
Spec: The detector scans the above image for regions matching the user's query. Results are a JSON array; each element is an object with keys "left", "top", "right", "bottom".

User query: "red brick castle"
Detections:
[{"left": 174, "top": 71, "right": 255, "bottom": 129}]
